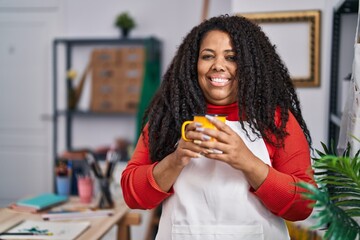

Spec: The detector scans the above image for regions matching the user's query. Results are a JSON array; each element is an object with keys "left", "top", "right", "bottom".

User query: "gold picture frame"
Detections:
[{"left": 239, "top": 10, "right": 321, "bottom": 87}]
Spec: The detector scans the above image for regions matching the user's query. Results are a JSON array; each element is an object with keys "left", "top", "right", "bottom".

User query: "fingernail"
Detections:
[
  {"left": 212, "top": 149, "right": 223, "bottom": 154},
  {"left": 205, "top": 149, "right": 214, "bottom": 154},
  {"left": 202, "top": 134, "right": 211, "bottom": 140},
  {"left": 193, "top": 140, "right": 202, "bottom": 145},
  {"left": 195, "top": 122, "right": 202, "bottom": 127},
  {"left": 205, "top": 115, "right": 214, "bottom": 121},
  {"left": 196, "top": 127, "right": 204, "bottom": 132}
]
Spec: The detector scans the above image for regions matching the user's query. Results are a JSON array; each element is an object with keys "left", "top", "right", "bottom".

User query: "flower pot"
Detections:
[{"left": 120, "top": 28, "right": 130, "bottom": 38}]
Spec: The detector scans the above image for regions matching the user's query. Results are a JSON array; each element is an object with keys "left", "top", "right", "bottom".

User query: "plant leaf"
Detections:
[{"left": 298, "top": 139, "right": 360, "bottom": 239}]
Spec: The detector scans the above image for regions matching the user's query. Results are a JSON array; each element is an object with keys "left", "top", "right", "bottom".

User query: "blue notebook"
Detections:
[{"left": 16, "top": 193, "right": 68, "bottom": 210}]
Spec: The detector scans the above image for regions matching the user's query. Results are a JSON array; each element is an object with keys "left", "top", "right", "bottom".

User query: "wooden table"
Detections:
[{"left": 0, "top": 197, "right": 140, "bottom": 240}]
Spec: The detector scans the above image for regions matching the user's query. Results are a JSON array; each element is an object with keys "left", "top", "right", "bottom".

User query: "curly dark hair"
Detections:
[{"left": 142, "top": 14, "right": 312, "bottom": 162}]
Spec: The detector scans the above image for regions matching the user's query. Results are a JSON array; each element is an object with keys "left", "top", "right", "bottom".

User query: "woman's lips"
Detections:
[{"left": 209, "top": 77, "right": 230, "bottom": 87}]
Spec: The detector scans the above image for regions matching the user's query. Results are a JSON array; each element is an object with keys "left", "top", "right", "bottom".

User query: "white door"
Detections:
[{"left": 0, "top": 0, "right": 62, "bottom": 206}]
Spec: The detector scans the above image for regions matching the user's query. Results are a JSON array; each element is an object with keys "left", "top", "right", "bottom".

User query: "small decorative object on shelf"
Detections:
[
  {"left": 114, "top": 12, "right": 136, "bottom": 38},
  {"left": 67, "top": 66, "right": 89, "bottom": 110},
  {"left": 67, "top": 69, "right": 77, "bottom": 80},
  {"left": 67, "top": 69, "right": 78, "bottom": 110}
]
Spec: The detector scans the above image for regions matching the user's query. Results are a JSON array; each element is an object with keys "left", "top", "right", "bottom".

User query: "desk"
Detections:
[{"left": 0, "top": 197, "right": 140, "bottom": 240}]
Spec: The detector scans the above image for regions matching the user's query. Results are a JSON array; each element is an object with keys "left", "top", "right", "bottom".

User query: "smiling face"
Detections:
[{"left": 197, "top": 30, "right": 238, "bottom": 106}]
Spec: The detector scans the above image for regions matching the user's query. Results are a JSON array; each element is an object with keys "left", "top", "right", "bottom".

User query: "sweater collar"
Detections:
[{"left": 206, "top": 102, "right": 239, "bottom": 121}]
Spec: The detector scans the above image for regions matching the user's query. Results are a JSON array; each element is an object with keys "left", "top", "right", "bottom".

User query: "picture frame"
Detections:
[{"left": 239, "top": 10, "right": 321, "bottom": 87}]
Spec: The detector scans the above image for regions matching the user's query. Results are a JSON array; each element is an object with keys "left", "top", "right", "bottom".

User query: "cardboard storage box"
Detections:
[
  {"left": 90, "top": 67, "right": 123, "bottom": 112},
  {"left": 90, "top": 95, "right": 124, "bottom": 113},
  {"left": 91, "top": 93, "right": 139, "bottom": 113},
  {"left": 119, "top": 65, "right": 144, "bottom": 101},
  {"left": 92, "top": 66, "right": 119, "bottom": 80},
  {"left": 119, "top": 47, "right": 145, "bottom": 66},
  {"left": 119, "top": 99, "right": 139, "bottom": 114},
  {"left": 89, "top": 46, "right": 145, "bottom": 113},
  {"left": 90, "top": 64, "right": 144, "bottom": 113},
  {"left": 91, "top": 49, "right": 121, "bottom": 67}
]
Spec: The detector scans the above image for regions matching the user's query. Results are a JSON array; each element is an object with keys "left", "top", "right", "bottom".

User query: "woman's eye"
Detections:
[
  {"left": 201, "top": 55, "right": 213, "bottom": 60},
  {"left": 226, "top": 56, "right": 236, "bottom": 61}
]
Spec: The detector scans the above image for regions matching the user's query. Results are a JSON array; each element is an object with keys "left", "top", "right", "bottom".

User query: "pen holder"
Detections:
[
  {"left": 77, "top": 176, "right": 94, "bottom": 203},
  {"left": 97, "top": 178, "right": 114, "bottom": 209},
  {"left": 56, "top": 176, "right": 71, "bottom": 196}
]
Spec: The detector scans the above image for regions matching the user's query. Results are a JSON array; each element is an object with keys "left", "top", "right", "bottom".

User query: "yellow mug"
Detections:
[{"left": 181, "top": 114, "right": 227, "bottom": 142}]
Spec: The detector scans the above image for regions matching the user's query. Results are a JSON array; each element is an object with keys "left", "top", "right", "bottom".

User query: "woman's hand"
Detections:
[
  {"left": 172, "top": 122, "right": 211, "bottom": 168},
  {"left": 192, "top": 115, "right": 269, "bottom": 189},
  {"left": 186, "top": 115, "right": 252, "bottom": 170},
  {"left": 152, "top": 122, "right": 212, "bottom": 192},
  {"left": 179, "top": 116, "right": 252, "bottom": 170}
]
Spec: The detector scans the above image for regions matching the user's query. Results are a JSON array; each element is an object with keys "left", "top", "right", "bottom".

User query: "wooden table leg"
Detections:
[{"left": 117, "top": 212, "right": 141, "bottom": 240}]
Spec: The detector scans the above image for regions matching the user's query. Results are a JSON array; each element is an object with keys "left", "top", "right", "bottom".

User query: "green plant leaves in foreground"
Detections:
[
  {"left": 297, "top": 141, "right": 360, "bottom": 240},
  {"left": 297, "top": 182, "right": 360, "bottom": 240}
]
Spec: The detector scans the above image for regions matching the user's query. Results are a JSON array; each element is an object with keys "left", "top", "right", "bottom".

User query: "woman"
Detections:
[{"left": 121, "top": 15, "right": 315, "bottom": 240}]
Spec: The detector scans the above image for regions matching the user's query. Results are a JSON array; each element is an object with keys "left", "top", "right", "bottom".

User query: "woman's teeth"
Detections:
[{"left": 211, "top": 78, "right": 228, "bottom": 83}]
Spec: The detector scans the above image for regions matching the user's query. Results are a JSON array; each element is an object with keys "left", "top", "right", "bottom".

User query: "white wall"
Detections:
[
  {"left": 63, "top": 0, "right": 231, "bottom": 81},
  {"left": 232, "top": 0, "right": 355, "bottom": 152}
]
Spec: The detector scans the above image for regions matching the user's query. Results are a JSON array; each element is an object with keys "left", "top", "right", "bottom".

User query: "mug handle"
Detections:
[{"left": 181, "top": 121, "right": 193, "bottom": 142}]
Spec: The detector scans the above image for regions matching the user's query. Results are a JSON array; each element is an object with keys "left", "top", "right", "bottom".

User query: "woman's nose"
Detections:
[{"left": 212, "top": 57, "right": 225, "bottom": 71}]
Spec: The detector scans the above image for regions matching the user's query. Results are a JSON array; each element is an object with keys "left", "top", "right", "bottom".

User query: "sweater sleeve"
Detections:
[
  {"left": 120, "top": 124, "right": 173, "bottom": 209},
  {"left": 252, "top": 112, "right": 316, "bottom": 221}
]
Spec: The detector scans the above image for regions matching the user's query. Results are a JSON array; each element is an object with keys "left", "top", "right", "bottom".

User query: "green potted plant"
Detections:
[
  {"left": 298, "top": 136, "right": 360, "bottom": 240},
  {"left": 114, "top": 12, "right": 136, "bottom": 38}
]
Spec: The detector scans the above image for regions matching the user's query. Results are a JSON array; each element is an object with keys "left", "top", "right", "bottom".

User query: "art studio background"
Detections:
[{"left": 0, "top": 0, "right": 358, "bottom": 239}]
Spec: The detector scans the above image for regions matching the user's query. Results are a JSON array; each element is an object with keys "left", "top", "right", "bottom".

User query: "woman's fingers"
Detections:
[
  {"left": 180, "top": 119, "right": 253, "bottom": 170},
  {"left": 177, "top": 139, "right": 207, "bottom": 158},
  {"left": 205, "top": 115, "right": 232, "bottom": 134},
  {"left": 183, "top": 122, "right": 202, "bottom": 141},
  {"left": 195, "top": 125, "right": 231, "bottom": 146}
]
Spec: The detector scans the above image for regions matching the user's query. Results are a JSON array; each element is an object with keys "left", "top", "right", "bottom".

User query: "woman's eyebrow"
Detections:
[
  {"left": 200, "top": 49, "right": 235, "bottom": 53},
  {"left": 200, "top": 48, "right": 215, "bottom": 53},
  {"left": 224, "top": 49, "right": 235, "bottom": 53}
]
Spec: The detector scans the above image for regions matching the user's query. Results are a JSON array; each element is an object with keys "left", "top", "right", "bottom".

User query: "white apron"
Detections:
[{"left": 155, "top": 121, "right": 290, "bottom": 240}]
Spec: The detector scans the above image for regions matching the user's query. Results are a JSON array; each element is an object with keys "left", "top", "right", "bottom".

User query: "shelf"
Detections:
[
  {"left": 56, "top": 110, "right": 136, "bottom": 118},
  {"left": 53, "top": 36, "right": 162, "bottom": 161},
  {"left": 54, "top": 37, "right": 160, "bottom": 45},
  {"left": 335, "top": 0, "right": 359, "bottom": 13},
  {"left": 52, "top": 36, "right": 162, "bottom": 196}
]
